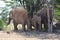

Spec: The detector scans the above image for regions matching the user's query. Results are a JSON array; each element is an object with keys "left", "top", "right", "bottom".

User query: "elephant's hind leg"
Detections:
[
  {"left": 7, "top": 18, "right": 12, "bottom": 25},
  {"left": 13, "top": 21, "right": 18, "bottom": 31},
  {"left": 36, "top": 23, "right": 39, "bottom": 31},
  {"left": 22, "top": 23, "right": 26, "bottom": 31},
  {"left": 34, "top": 22, "right": 38, "bottom": 31}
]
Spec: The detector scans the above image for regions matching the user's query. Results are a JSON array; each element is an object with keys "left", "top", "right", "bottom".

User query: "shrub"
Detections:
[{"left": 0, "top": 19, "right": 4, "bottom": 30}]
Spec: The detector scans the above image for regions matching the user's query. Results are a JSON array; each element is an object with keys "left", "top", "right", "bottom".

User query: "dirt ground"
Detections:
[
  {"left": 0, "top": 30, "right": 60, "bottom": 40},
  {"left": 0, "top": 24, "right": 60, "bottom": 40}
]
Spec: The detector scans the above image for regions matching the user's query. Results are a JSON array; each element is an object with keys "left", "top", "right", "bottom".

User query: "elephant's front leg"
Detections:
[
  {"left": 38, "top": 17, "right": 42, "bottom": 31},
  {"left": 27, "top": 19, "right": 32, "bottom": 31},
  {"left": 13, "top": 20, "right": 18, "bottom": 31},
  {"left": 22, "top": 22, "right": 26, "bottom": 31},
  {"left": 44, "top": 20, "right": 48, "bottom": 32},
  {"left": 38, "top": 22, "right": 42, "bottom": 31},
  {"left": 34, "top": 22, "right": 38, "bottom": 31}
]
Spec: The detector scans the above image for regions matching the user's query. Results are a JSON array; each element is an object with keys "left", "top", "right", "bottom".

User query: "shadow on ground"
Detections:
[
  {"left": 13, "top": 29, "right": 60, "bottom": 39},
  {"left": 6, "top": 24, "right": 60, "bottom": 39}
]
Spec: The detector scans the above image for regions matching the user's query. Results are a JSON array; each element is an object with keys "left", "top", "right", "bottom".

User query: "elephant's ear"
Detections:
[{"left": 9, "top": 9, "right": 14, "bottom": 19}]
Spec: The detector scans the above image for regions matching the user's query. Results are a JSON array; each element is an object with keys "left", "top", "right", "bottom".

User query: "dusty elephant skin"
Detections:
[
  {"left": 36, "top": 7, "right": 53, "bottom": 31},
  {"left": 7, "top": 7, "right": 31, "bottom": 31},
  {"left": 32, "top": 15, "right": 41, "bottom": 31}
]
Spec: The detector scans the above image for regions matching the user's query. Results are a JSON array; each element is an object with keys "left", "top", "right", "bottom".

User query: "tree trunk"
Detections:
[{"left": 46, "top": 0, "right": 53, "bottom": 32}]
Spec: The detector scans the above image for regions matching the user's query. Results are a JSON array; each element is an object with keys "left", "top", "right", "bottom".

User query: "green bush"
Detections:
[
  {"left": 54, "top": 8, "right": 60, "bottom": 22},
  {"left": 0, "top": 19, "right": 4, "bottom": 30}
]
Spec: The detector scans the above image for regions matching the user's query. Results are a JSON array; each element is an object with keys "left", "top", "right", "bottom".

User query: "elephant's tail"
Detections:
[
  {"left": 7, "top": 10, "right": 13, "bottom": 25},
  {"left": 7, "top": 17, "right": 12, "bottom": 25}
]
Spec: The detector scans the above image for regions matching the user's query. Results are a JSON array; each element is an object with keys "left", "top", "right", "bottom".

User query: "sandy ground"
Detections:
[
  {"left": 0, "top": 30, "right": 60, "bottom": 40},
  {"left": 0, "top": 23, "right": 60, "bottom": 40}
]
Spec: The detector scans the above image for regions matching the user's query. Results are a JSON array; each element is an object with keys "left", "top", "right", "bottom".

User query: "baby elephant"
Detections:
[{"left": 32, "top": 15, "right": 41, "bottom": 31}]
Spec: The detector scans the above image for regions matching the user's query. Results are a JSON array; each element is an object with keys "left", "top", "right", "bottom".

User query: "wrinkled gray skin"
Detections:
[
  {"left": 7, "top": 7, "right": 31, "bottom": 31},
  {"left": 32, "top": 15, "right": 41, "bottom": 31}
]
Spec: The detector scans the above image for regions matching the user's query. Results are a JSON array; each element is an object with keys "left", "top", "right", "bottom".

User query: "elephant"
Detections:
[
  {"left": 32, "top": 14, "right": 41, "bottom": 31},
  {"left": 7, "top": 7, "right": 31, "bottom": 31},
  {"left": 36, "top": 6, "right": 53, "bottom": 31}
]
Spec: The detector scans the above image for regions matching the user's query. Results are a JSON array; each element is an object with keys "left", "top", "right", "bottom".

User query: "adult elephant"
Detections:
[
  {"left": 32, "top": 14, "right": 41, "bottom": 31},
  {"left": 36, "top": 6, "right": 53, "bottom": 31},
  {"left": 7, "top": 7, "right": 31, "bottom": 31}
]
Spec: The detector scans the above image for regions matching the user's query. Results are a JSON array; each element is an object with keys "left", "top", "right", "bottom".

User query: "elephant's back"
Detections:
[
  {"left": 10, "top": 7, "right": 27, "bottom": 24},
  {"left": 12, "top": 7, "right": 27, "bottom": 17}
]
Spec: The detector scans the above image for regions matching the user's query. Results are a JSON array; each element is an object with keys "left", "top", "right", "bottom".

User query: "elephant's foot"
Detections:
[
  {"left": 22, "top": 27, "right": 26, "bottom": 32},
  {"left": 42, "top": 29, "right": 48, "bottom": 32},
  {"left": 35, "top": 29, "right": 38, "bottom": 31},
  {"left": 38, "top": 27, "right": 42, "bottom": 31},
  {"left": 38, "top": 29, "right": 42, "bottom": 31},
  {"left": 14, "top": 28, "right": 18, "bottom": 31},
  {"left": 21, "top": 29, "right": 28, "bottom": 32},
  {"left": 27, "top": 28, "right": 32, "bottom": 32},
  {"left": 27, "top": 26, "right": 32, "bottom": 31},
  {"left": 23, "top": 29, "right": 26, "bottom": 32},
  {"left": 22, "top": 27, "right": 27, "bottom": 32},
  {"left": 35, "top": 27, "right": 39, "bottom": 31}
]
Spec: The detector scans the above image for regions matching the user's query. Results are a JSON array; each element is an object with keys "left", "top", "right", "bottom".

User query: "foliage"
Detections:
[
  {"left": 0, "top": 0, "right": 60, "bottom": 25},
  {"left": 0, "top": 19, "right": 5, "bottom": 29},
  {"left": 0, "top": 0, "right": 21, "bottom": 29},
  {"left": 55, "top": 0, "right": 60, "bottom": 5},
  {"left": 54, "top": 0, "right": 60, "bottom": 22},
  {"left": 18, "top": 0, "right": 43, "bottom": 18}
]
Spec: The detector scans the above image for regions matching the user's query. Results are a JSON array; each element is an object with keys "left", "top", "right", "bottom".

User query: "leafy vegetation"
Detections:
[
  {"left": 0, "top": 19, "right": 5, "bottom": 29},
  {"left": 0, "top": 0, "right": 18, "bottom": 29},
  {"left": 0, "top": 0, "right": 60, "bottom": 29},
  {"left": 54, "top": 0, "right": 60, "bottom": 22}
]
